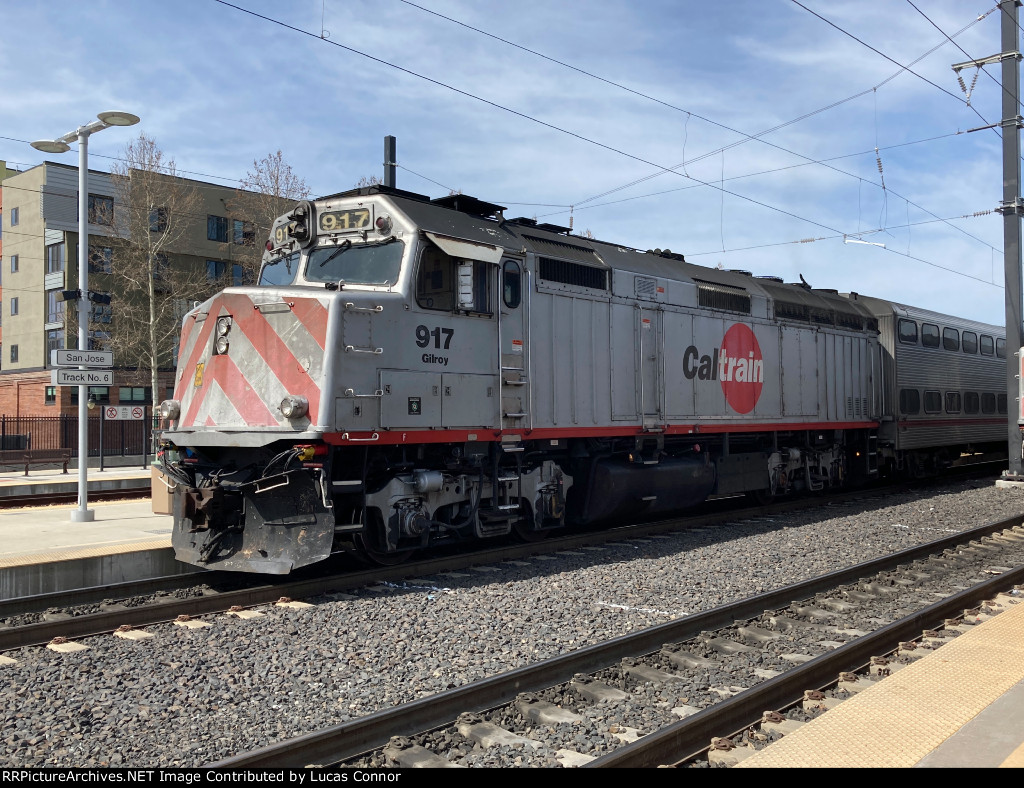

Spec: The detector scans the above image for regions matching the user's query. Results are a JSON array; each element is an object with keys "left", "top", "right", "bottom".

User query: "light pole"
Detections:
[{"left": 32, "top": 111, "right": 140, "bottom": 522}]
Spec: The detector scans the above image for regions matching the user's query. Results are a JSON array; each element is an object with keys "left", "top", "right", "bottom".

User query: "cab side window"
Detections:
[
  {"left": 416, "top": 245, "right": 454, "bottom": 311},
  {"left": 415, "top": 245, "right": 491, "bottom": 315},
  {"left": 503, "top": 261, "right": 522, "bottom": 308}
]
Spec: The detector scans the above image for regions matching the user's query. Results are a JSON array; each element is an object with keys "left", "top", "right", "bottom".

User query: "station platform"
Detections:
[
  {"left": 736, "top": 589, "right": 1024, "bottom": 769},
  {"left": 0, "top": 464, "right": 191, "bottom": 595}
]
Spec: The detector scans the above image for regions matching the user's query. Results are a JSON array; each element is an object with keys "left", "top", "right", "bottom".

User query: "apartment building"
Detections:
[{"left": 0, "top": 161, "right": 267, "bottom": 417}]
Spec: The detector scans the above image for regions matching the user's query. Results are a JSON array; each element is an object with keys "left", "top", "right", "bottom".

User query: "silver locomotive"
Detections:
[{"left": 157, "top": 185, "right": 1006, "bottom": 573}]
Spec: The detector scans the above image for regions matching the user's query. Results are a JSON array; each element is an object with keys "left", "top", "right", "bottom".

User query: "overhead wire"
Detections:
[{"left": 393, "top": 0, "right": 1001, "bottom": 264}]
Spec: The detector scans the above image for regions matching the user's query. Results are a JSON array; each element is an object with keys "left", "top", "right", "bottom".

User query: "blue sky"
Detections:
[{"left": 0, "top": 0, "right": 1014, "bottom": 323}]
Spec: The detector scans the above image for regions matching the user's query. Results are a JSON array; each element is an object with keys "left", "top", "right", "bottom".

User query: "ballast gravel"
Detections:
[{"left": 1, "top": 477, "right": 1022, "bottom": 767}]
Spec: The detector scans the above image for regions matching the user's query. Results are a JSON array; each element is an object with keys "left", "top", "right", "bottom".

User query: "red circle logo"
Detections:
[{"left": 719, "top": 324, "right": 764, "bottom": 414}]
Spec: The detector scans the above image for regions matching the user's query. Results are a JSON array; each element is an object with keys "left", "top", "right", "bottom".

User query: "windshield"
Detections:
[
  {"left": 258, "top": 252, "right": 299, "bottom": 287},
  {"left": 305, "top": 238, "right": 405, "bottom": 285}
]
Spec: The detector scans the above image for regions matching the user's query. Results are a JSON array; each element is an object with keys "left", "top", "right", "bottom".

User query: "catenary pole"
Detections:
[{"left": 1001, "top": 0, "right": 1024, "bottom": 479}]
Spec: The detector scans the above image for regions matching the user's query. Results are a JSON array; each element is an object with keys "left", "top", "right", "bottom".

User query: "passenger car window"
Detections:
[
  {"left": 980, "top": 335, "right": 994, "bottom": 356},
  {"left": 962, "top": 331, "right": 978, "bottom": 353},
  {"left": 921, "top": 323, "right": 940, "bottom": 348},
  {"left": 899, "top": 389, "right": 920, "bottom": 415},
  {"left": 898, "top": 319, "right": 918, "bottom": 344},
  {"left": 998, "top": 393, "right": 1008, "bottom": 414},
  {"left": 982, "top": 393, "right": 996, "bottom": 414},
  {"left": 942, "top": 328, "right": 959, "bottom": 351},
  {"left": 944, "top": 392, "right": 961, "bottom": 413},
  {"left": 997, "top": 338, "right": 1006, "bottom": 358},
  {"left": 965, "top": 392, "right": 979, "bottom": 414},
  {"left": 923, "top": 391, "right": 942, "bottom": 413}
]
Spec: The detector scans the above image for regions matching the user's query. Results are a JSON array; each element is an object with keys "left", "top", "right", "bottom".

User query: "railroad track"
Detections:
[
  {"left": 0, "top": 485, "right": 151, "bottom": 509},
  {"left": 0, "top": 469, "right": 1007, "bottom": 645},
  {"left": 200, "top": 514, "right": 1024, "bottom": 768}
]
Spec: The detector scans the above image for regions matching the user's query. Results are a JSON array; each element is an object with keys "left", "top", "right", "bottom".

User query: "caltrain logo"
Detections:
[{"left": 682, "top": 323, "right": 764, "bottom": 414}]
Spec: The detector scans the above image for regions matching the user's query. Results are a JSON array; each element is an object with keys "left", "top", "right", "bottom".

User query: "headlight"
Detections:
[
  {"left": 159, "top": 400, "right": 181, "bottom": 420},
  {"left": 280, "top": 395, "right": 308, "bottom": 419},
  {"left": 216, "top": 317, "right": 232, "bottom": 336},
  {"left": 215, "top": 335, "right": 230, "bottom": 354}
]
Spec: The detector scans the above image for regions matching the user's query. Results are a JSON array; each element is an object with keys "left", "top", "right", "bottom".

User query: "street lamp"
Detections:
[{"left": 32, "top": 111, "right": 140, "bottom": 522}]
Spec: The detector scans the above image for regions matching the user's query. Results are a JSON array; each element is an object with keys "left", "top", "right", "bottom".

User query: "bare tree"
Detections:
[
  {"left": 228, "top": 151, "right": 311, "bottom": 282},
  {"left": 107, "top": 134, "right": 208, "bottom": 405},
  {"left": 355, "top": 175, "right": 381, "bottom": 188}
]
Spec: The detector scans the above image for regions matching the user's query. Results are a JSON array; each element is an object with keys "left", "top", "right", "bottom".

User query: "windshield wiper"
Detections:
[{"left": 317, "top": 238, "right": 352, "bottom": 267}]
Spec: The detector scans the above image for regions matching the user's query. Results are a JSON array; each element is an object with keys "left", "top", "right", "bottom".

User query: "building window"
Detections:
[
  {"left": 206, "top": 259, "right": 244, "bottom": 285},
  {"left": 89, "top": 245, "right": 113, "bottom": 274},
  {"left": 88, "top": 331, "right": 111, "bottom": 351},
  {"left": 153, "top": 253, "right": 170, "bottom": 292},
  {"left": 88, "top": 194, "right": 114, "bottom": 226},
  {"left": 233, "top": 219, "right": 255, "bottom": 246},
  {"left": 10, "top": 297, "right": 18, "bottom": 316},
  {"left": 9, "top": 344, "right": 17, "bottom": 363},
  {"left": 46, "top": 290, "right": 66, "bottom": 324},
  {"left": 10, "top": 254, "right": 17, "bottom": 273},
  {"left": 10, "top": 207, "right": 18, "bottom": 226},
  {"left": 149, "top": 206, "right": 168, "bottom": 233},
  {"left": 207, "top": 215, "right": 228, "bottom": 242},
  {"left": 46, "top": 243, "right": 65, "bottom": 274},
  {"left": 45, "top": 386, "right": 57, "bottom": 406},
  {"left": 71, "top": 386, "right": 109, "bottom": 405},
  {"left": 90, "top": 302, "right": 113, "bottom": 324},
  {"left": 119, "top": 386, "right": 151, "bottom": 402},
  {"left": 46, "top": 330, "right": 64, "bottom": 357}
]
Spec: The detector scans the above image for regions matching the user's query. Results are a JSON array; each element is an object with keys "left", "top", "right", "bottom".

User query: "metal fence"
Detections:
[{"left": 0, "top": 414, "right": 152, "bottom": 458}]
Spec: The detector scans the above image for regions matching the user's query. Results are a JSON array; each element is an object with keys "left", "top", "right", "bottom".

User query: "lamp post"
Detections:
[{"left": 32, "top": 111, "right": 140, "bottom": 522}]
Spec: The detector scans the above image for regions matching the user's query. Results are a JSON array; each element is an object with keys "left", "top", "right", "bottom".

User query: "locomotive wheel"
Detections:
[
  {"left": 512, "top": 500, "right": 550, "bottom": 543},
  {"left": 745, "top": 488, "right": 776, "bottom": 506},
  {"left": 353, "top": 532, "right": 416, "bottom": 566},
  {"left": 351, "top": 510, "right": 416, "bottom": 566}
]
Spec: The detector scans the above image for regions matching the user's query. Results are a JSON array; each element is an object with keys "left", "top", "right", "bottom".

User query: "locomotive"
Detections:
[{"left": 157, "top": 184, "right": 1007, "bottom": 574}]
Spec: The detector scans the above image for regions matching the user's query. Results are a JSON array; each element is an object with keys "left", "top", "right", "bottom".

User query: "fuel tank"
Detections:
[{"left": 571, "top": 454, "right": 716, "bottom": 524}]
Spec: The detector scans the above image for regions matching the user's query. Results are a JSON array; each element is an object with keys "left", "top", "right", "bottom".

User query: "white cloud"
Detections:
[{"left": 0, "top": 0, "right": 1009, "bottom": 322}]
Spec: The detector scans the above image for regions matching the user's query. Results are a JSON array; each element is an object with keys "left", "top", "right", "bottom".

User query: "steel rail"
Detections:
[
  {"left": 0, "top": 484, "right": 906, "bottom": 648},
  {"left": 207, "top": 512, "right": 1024, "bottom": 767},
  {"left": 587, "top": 564, "right": 1024, "bottom": 767}
]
